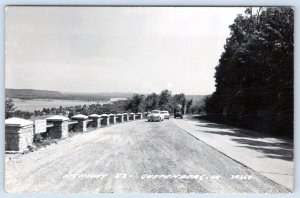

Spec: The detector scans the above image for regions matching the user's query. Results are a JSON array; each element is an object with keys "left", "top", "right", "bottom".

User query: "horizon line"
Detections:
[{"left": 5, "top": 87, "right": 212, "bottom": 96}]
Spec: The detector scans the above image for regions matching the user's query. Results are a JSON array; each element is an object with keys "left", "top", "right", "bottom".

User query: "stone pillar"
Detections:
[
  {"left": 71, "top": 114, "right": 88, "bottom": 132},
  {"left": 123, "top": 113, "right": 128, "bottom": 122},
  {"left": 46, "top": 115, "right": 69, "bottom": 139},
  {"left": 116, "top": 114, "right": 124, "bottom": 123},
  {"left": 101, "top": 114, "right": 110, "bottom": 126},
  {"left": 88, "top": 114, "right": 102, "bottom": 128},
  {"left": 143, "top": 112, "right": 148, "bottom": 119},
  {"left": 109, "top": 114, "right": 116, "bottom": 124},
  {"left": 129, "top": 113, "right": 136, "bottom": 120},
  {"left": 136, "top": 112, "right": 143, "bottom": 119},
  {"left": 5, "top": 117, "right": 34, "bottom": 152}
]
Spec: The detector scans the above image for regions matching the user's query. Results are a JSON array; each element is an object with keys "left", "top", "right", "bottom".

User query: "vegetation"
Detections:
[
  {"left": 5, "top": 90, "right": 206, "bottom": 120},
  {"left": 5, "top": 98, "right": 16, "bottom": 119},
  {"left": 204, "top": 7, "right": 294, "bottom": 138},
  {"left": 125, "top": 89, "right": 199, "bottom": 114},
  {"left": 5, "top": 98, "right": 33, "bottom": 119}
]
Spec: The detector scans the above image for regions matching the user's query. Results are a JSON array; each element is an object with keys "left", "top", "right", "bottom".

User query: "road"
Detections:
[
  {"left": 5, "top": 118, "right": 289, "bottom": 193},
  {"left": 173, "top": 115, "right": 294, "bottom": 190}
]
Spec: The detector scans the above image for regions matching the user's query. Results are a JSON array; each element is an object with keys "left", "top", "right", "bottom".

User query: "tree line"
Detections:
[
  {"left": 125, "top": 89, "right": 195, "bottom": 114},
  {"left": 204, "top": 7, "right": 294, "bottom": 138}
]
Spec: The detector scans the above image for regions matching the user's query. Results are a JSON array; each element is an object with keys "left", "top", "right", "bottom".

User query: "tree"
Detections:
[
  {"left": 186, "top": 99, "right": 193, "bottom": 114},
  {"left": 191, "top": 100, "right": 205, "bottom": 114},
  {"left": 126, "top": 94, "right": 145, "bottom": 113},
  {"left": 158, "top": 89, "right": 173, "bottom": 111},
  {"left": 5, "top": 98, "right": 16, "bottom": 119},
  {"left": 173, "top": 93, "right": 187, "bottom": 113},
  {"left": 204, "top": 7, "right": 294, "bottom": 137},
  {"left": 144, "top": 93, "right": 159, "bottom": 111}
]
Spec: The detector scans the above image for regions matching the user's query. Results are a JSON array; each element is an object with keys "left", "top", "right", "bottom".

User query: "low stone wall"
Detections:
[
  {"left": 48, "top": 121, "right": 69, "bottom": 139},
  {"left": 89, "top": 114, "right": 102, "bottom": 128},
  {"left": 5, "top": 125, "right": 34, "bottom": 152},
  {"left": 46, "top": 115, "right": 69, "bottom": 139},
  {"left": 101, "top": 114, "right": 110, "bottom": 126},
  {"left": 129, "top": 113, "right": 136, "bottom": 120},
  {"left": 123, "top": 114, "right": 129, "bottom": 121},
  {"left": 116, "top": 114, "right": 124, "bottom": 123},
  {"left": 136, "top": 113, "right": 143, "bottom": 119},
  {"left": 109, "top": 115, "right": 116, "bottom": 124},
  {"left": 5, "top": 112, "right": 141, "bottom": 152}
]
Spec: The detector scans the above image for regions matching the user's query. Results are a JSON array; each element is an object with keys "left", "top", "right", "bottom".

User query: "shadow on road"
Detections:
[{"left": 186, "top": 115, "right": 294, "bottom": 162}]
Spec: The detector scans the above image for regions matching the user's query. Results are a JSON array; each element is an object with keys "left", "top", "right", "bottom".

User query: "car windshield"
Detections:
[
  {"left": 151, "top": 110, "right": 160, "bottom": 114},
  {"left": 161, "top": 111, "right": 168, "bottom": 114}
]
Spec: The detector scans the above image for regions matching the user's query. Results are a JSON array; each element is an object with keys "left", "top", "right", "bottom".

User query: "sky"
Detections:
[{"left": 5, "top": 6, "right": 246, "bottom": 95}]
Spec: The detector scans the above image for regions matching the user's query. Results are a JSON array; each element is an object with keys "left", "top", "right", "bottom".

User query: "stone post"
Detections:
[
  {"left": 109, "top": 114, "right": 117, "bottom": 124},
  {"left": 136, "top": 112, "right": 143, "bottom": 119},
  {"left": 143, "top": 112, "right": 148, "bottom": 119},
  {"left": 71, "top": 114, "right": 88, "bottom": 132},
  {"left": 123, "top": 113, "right": 129, "bottom": 122},
  {"left": 116, "top": 114, "right": 124, "bottom": 123},
  {"left": 101, "top": 114, "right": 110, "bottom": 126},
  {"left": 88, "top": 114, "right": 102, "bottom": 128},
  {"left": 5, "top": 117, "right": 34, "bottom": 152},
  {"left": 129, "top": 113, "right": 136, "bottom": 120},
  {"left": 46, "top": 115, "right": 69, "bottom": 139}
]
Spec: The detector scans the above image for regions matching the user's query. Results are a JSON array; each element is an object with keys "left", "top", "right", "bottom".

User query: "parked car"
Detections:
[
  {"left": 147, "top": 110, "right": 164, "bottom": 122},
  {"left": 161, "top": 111, "right": 170, "bottom": 119},
  {"left": 174, "top": 110, "right": 183, "bottom": 119}
]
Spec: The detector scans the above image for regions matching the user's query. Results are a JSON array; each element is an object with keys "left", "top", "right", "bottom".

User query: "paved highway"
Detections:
[{"left": 5, "top": 118, "right": 289, "bottom": 193}]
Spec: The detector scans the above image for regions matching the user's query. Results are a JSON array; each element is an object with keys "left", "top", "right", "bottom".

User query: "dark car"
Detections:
[{"left": 174, "top": 111, "right": 183, "bottom": 119}]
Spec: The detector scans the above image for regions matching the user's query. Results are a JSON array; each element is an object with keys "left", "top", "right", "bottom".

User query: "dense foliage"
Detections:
[
  {"left": 125, "top": 89, "right": 194, "bottom": 114},
  {"left": 204, "top": 7, "right": 294, "bottom": 138}
]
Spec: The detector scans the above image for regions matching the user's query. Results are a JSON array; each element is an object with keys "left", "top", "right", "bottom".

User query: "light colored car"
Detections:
[
  {"left": 147, "top": 110, "right": 164, "bottom": 122},
  {"left": 161, "top": 111, "right": 170, "bottom": 119}
]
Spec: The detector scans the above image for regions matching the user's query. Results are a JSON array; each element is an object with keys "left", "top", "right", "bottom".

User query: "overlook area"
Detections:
[{"left": 4, "top": 6, "right": 294, "bottom": 194}]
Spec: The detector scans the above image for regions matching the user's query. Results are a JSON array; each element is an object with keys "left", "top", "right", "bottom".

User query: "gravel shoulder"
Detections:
[{"left": 5, "top": 119, "right": 289, "bottom": 193}]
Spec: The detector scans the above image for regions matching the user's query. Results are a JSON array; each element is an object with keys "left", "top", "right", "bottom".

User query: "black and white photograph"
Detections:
[{"left": 4, "top": 6, "right": 294, "bottom": 193}]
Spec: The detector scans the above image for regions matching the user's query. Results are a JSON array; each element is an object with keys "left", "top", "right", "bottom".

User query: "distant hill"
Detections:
[
  {"left": 62, "top": 91, "right": 134, "bottom": 99},
  {"left": 6, "top": 89, "right": 63, "bottom": 99},
  {"left": 5, "top": 88, "right": 133, "bottom": 101}
]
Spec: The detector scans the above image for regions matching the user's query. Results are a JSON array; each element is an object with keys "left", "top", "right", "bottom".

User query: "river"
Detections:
[{"left": 12, "top": 98, "right": 127, "bottom": 112}]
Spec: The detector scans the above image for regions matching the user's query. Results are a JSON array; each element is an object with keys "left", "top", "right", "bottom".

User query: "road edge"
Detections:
[{"left": 172, "top": 119, "right": 293, "bottom": 193}]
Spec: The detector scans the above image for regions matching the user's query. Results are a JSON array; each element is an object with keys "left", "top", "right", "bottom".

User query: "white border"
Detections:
[{"left": 1, "top": 1, "right": 298, "bottom": 198}]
